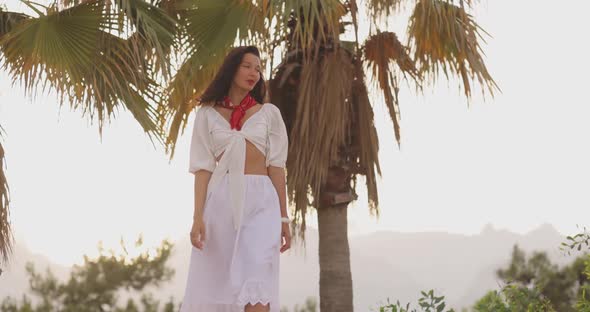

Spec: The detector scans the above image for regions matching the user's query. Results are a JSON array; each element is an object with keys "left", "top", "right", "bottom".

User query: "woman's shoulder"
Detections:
[
  {"left": 259, "top": 103, "right": 279, "bottom": 123},
  {"left": 261, "top": 102, "right": 278, "bottom": 109},
  {"left": 192, "top": 103, "right": 215, "bottom": 128},
  {"left": 197, "top": 102, "right": 214, "bottom": 110},
  {"left": 195, "top": 102, "right": 214, "bottom": 116},
  {"left": 261, "top": 102, "right": 281, "bottom": 116}
]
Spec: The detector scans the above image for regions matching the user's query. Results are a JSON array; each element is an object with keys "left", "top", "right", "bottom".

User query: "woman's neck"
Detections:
[{"left": 227, "top": 86, "right": 249, "bottom": 106}]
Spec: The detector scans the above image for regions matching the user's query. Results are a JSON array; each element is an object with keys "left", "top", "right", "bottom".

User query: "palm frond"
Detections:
[
  {"left": 79, "top": 31, "right": 165, "bottom": 143},
  {"left": 363, "top": 31, "right": 418, "bottom": 146},
  {"left": 0, "top": 126, "right": 13, "bottom": 265},
  {"left": 1, "top": 1, "right": 106, "bottom": 87},
  {"left": 364, "top": 31, "right": 419, "bottom": 80},
  {"left": 347, "top": 0, "right": 360, "bottom": 53},
  {"left": 159, "top": 48, "right": 230, "bottom": 159},
  {"left": 53, "top": 0, "right": 178, "bottom": 81},
  {"left": 116, "top": 0, "right": 177, "bottom": 78},
  {"left": 0, "top": 0, "right": 165, "bottom": 144},
  {"left": 350, "top": 60, "right": 381, "bottom": 217},
  {"left": 285, "top": 48, "right": 354, "bottom": 240},
  {"left": 278, "top": 0, "right": 346, "bottom": 58},
  {"left": 408, "top": 0, "right": 499, "bottom": 98},
  {"left": 0, "top": 9, "right": 29, "bottom": 37},
  {"left": 179, "top": 0, "right": 267, "bottom": 58},
  {"left": 366, "top": 0, "right": 407, "bottom": 21}
]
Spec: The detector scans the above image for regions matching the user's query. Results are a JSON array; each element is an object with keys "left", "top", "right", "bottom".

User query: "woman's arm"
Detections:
[
  {"left": 265, "top": 105, "right": 289, "bottom": 218},
  {"left": 268, "top": 166, "right": 290, "bottom": 253},
  {"left": 193, "top": 170, "right": 212, "bottom": 221},
  {"left": 188, "top": 106, "right": 215, "bottom": 249},
  {"left": 191, "top": 169, "right": 212, "bottom": 249},
  {"left": 267, "top": 166, "right": 287, "bottom": 218},
  {"left": 265, "top": 104, "right": 290, "bottom": 252}
]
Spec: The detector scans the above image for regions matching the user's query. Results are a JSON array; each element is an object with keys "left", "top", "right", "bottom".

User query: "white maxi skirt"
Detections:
[{"left": 180, "top": 174, "right": 282, "bottom": 312}]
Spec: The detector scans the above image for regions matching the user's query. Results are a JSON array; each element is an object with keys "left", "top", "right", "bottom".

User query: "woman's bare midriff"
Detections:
[{"left": 215, "top": 142, "right": 269, "bottom": 176}]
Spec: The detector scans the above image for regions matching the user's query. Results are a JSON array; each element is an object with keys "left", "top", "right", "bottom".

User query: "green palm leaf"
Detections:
[
  {"left": 1, "top": 1, "right": 105, "bottom": 88},
  {"left": 115, "top": 0, "right": 177, "bottom": 78},
  {"left": 0, "top": 0, "right": 165, "bottom": 143},
  {"left": 86, "top": 31, "right": 163, "bottom": 140},
  {"left": 178, "top": 0, "right": 266, "bottom": 57}
]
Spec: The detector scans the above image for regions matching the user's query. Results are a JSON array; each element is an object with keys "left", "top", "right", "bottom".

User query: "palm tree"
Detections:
[
  {"left": 0, "top": 0, "right": 177, "bottom": 265},
  {"left": 1, "top": 0, "right": 498, "bottom": 311},
  {"left": 165, "top": 1, "right": 498, "bottom": 311}
]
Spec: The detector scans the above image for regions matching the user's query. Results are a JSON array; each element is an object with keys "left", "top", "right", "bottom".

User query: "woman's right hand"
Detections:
[{"left": 190, "top": 218, "right": 206, "bottom": 249}]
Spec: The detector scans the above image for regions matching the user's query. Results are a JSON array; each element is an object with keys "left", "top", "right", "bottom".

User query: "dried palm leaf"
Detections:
[
  {"left": 0, "top": 9, "right": 29, "bottom": 37},
  {"left": 364, "top": 31, "right": 419, "bottom": 79},
  {"left": 350, "top": 60, "right": 381, "bottom": 216},
  {"left": 348, "top": 0, "right": 359, "bottom": 39},
  {"left": 286, "top": 48, "right": 354, "bottom": 240},
  {"left": 277, "top": 0, "right": 346, "bottom": 58},
  {"left": 408, "top": 0, "right": 499, "bottom": 97},
  {"left": 366, "top": 0, "right": 407, "bottom": 21},
  {"left": 363, "top": 31, "right": 418, "bottom": 146}
]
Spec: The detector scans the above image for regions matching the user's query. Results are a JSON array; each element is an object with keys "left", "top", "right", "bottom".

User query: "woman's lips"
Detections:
[{"left": 247, "top": 80, "right": 256, "bottom": 85}]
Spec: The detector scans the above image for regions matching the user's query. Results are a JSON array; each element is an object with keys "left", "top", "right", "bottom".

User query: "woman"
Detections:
[{"left": 180, "top": 46, "right": 291, "bottom": 312}]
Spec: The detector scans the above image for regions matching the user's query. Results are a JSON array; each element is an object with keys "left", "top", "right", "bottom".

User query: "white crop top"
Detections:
[{"left": 188, "top": 103, "right": 289, "bottom": 230}]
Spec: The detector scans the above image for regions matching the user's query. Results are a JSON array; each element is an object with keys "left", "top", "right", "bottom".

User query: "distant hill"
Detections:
[{"left": 0, "top": 223, "right": 580, "bottom": 311}]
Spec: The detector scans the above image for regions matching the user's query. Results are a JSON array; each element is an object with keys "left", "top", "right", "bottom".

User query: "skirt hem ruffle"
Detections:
[{"left": 236, "top": 279, "right": 271, "bottom": 307}]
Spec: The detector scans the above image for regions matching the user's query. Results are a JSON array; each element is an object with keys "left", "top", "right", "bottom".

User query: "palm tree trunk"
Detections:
[{"left": 317, "top": 201, "right": 354, "bottom": 311}]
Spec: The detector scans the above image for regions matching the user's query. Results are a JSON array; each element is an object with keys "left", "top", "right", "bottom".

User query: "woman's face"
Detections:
[{"left": 233, "top": 53, "right": 261, "bottom": 92}]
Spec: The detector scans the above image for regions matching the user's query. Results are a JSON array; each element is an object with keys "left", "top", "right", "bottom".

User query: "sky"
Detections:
[{"left": 1, "top": 0, "right": 589, "bottom": 267}]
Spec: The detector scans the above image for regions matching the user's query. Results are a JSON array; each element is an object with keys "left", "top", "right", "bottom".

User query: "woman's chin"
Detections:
[{"left": 236, "top": 84, "right": 251, "bottom": 91}]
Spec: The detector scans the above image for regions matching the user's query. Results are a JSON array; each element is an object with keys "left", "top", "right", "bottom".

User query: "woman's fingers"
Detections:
[
  {"left": 280, "top": 240, "right": 290, "bottom": 253},
  {"left": 190, "top": 233, "right": 200, "bottom": 249},
  {"left": 280, "top": 230, "right": 291, "bottom": 253},
  {"left": 192, "top": 233, "right": 203, "bottom": 249},
  {"left": 190, "top": 222, "right": 206, "bottom": 250},
  {"left": 200, "top": 224, "right": 206, "bottom": 244}
]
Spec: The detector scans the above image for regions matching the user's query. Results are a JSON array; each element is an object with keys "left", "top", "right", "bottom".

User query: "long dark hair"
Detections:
[{"left": 198, "top": 46, "right": 266, "bottom": 106}]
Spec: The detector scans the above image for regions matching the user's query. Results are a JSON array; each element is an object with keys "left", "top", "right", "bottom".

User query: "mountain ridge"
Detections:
[{"left": 0, "top": 223, "right": 579, "bottom": 311}]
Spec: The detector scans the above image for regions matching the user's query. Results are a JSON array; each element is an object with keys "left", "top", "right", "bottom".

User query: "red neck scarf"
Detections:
[{"left": 218, "top": 93, "right": 257, "bottom": 130}]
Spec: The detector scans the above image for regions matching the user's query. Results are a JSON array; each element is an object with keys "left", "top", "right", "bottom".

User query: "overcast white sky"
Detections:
[{"left": 1, "top": 0, "right": 589, "bottom": 266}]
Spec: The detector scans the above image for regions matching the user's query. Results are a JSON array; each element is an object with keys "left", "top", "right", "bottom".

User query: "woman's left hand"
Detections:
[{"left": 280, "top": 222, "right": 291, "bottom": 253}]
